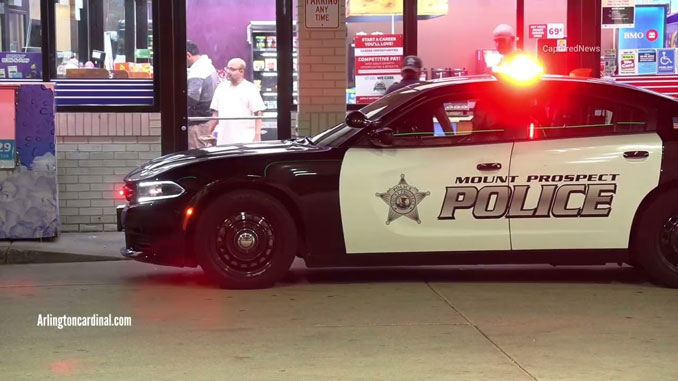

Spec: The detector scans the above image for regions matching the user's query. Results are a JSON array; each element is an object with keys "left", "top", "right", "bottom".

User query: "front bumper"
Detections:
[{"left": 119, "top": 200, "right": 196, "bottom": 267}]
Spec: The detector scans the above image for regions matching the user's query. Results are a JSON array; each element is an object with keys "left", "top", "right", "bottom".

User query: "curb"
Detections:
[{"left": 1, "top": 247, "right": 127, "bottom": 265}]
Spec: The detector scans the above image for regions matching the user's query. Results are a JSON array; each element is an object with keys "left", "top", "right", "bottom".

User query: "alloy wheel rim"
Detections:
[{"left": 215, "top": 212, "right": 275, "bottom": 275}]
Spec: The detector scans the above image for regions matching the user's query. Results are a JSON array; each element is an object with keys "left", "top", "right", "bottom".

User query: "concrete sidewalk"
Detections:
[{"left": 0, "top": 232, "right": 126, "bottom": 264}]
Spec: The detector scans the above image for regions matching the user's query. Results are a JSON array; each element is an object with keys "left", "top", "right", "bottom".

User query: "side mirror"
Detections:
[
  {"left": 368, "top": 127, "right": 394, "bottom": 148},
  {"left": 345, "top": 110, "right": 369, "bottom": 128}
]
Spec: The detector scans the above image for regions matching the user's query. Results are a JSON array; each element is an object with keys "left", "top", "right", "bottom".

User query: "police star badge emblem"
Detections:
[{"left": 376, "top": 174, "right": 430, "bottom": 225}]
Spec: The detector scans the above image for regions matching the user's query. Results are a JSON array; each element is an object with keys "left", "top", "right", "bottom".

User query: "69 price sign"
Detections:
[
  {"left": 0, "top": 139, "right": 16, "bottom": 168},
  {"left": 547, "top": 23, "right": 565, "bottom": 39}
]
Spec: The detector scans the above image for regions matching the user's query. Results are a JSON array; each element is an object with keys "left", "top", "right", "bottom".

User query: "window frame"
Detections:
[
  {"left": 0, "top": 0, "right": 47, "bottom": 83},
  {"left": 45, "top": 0, "right": 160, "bottom": 113}
]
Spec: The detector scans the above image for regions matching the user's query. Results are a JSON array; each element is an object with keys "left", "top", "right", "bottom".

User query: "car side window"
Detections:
[
  {"left": 384, "top": 92, "right": 520, "bottom": 147},
  {"left": 529, "top": 96, "right": 650, "bottom": 140}
]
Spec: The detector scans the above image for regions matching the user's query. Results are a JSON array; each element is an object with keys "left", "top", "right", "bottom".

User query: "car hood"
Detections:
[{"left": 125, "top": 140, "right": 322, "bottom": 181}]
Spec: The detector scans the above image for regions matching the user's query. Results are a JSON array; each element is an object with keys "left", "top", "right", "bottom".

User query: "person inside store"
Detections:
[
  {"left": 186, "top": 40, "right": 219, "bottom": 149},
  {"left": 492, "top": 24, "right": 520, "bottom": 68},
  {"left": 208, "top": 58, "right": 266, "bottom": 145},
  {"left": 385, "top": 55, "right": 424, "bottom": 94}
]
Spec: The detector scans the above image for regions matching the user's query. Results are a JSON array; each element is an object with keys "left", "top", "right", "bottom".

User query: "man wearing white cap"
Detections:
[{"left": 493, "top": 24, "right": 519, "bottom": 65}]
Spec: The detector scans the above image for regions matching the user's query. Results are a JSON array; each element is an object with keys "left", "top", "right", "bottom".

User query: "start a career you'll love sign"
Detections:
[{"left": 354, "top": 34, "right": 404, "bottom": 103}]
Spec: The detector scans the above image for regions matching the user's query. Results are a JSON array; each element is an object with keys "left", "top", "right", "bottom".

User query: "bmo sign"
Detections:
[
  {"left": 647, "top": 29, "right": 659, "bottom": 42},
  {"left": 618, "top": 7, "right": 666, "bottom": 49},
  {"left": 624, "top": 29, "right": 659, "bottom": 42}
]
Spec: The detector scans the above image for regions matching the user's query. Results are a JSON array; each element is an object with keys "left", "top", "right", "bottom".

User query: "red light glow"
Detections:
[
  {"left": 182, "top": 207, "right": 195, "bottom": 231},
  {"left": 492, "top": 54, "right": 544, "bottom": 85},
  {"left": 50, "top": 361, "right": 77, "bottom": 375},
  {"left": 120, "top": 184, "right": 135, "bottom": 202},
  {"left": 529, "top": 123, "right": 535, "bottom": 139}
]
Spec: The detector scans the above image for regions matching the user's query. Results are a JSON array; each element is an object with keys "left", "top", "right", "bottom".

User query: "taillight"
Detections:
[{"left": 121, "top": 183, "right": 136, "bottom": 202}]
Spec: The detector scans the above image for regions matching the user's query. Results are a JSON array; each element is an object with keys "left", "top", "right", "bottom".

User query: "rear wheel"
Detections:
[
  {"left": 194, "top": 190, "right": 297, "bottom": 289},
  {"left": 634, "top": 192, "right": 678, "bottom": 288}
]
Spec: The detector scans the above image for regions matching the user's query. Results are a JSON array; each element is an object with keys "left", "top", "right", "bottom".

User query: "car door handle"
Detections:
[
  {"left": 623, "top": 151, "right": 649, "bottom": 159},
  {"left": 477, "top": 163, "right": 502, "bottom": 171}
]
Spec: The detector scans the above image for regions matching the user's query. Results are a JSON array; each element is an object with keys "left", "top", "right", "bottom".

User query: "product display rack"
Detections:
[{"left": 247, "top": 21, "right": 298, "bottom": 139}]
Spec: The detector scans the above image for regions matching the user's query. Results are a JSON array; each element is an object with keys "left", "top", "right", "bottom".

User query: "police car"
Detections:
[{"left": 120, "top": 56, "right": 678, "bottom": 289}]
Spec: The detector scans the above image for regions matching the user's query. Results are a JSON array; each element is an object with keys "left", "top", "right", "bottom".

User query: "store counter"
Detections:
[{"left": 614, "top": 75, "right": 678, "bottom": 99}]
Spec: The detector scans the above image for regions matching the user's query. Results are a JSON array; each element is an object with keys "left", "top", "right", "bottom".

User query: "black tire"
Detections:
[
  {"left": 194, "top": 190, "right": 297, "bottom": 289},
  {"left": 633, "top": 191, "right": 678, "bottom": 288}
]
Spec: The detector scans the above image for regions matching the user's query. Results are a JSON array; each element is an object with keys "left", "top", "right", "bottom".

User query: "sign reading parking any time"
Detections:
[{"left": 305, "top": 0, "right": 339, "bottom": 29}]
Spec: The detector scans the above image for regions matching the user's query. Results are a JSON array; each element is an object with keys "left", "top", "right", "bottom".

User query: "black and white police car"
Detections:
[{"left": 120, "top": 56, "right": 678, "bottom": 289}]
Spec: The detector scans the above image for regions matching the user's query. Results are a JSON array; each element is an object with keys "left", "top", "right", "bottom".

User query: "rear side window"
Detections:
[
  {"left": 522, "top": 84, "right": 655, "bottom": 140},
  {"left": 529, "top": 96, "right": 649, "bottom": 140}
]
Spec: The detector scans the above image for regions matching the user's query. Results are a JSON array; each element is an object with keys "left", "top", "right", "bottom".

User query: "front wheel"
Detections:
[
  {"left": 633, "top": 192, "right": 678, "bottom": 288},
  {"left": 194, "top": 190, "right": 298, "bottom": 289}
]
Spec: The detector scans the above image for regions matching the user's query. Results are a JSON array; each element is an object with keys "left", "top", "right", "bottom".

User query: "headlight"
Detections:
[{"left": 136, "top": 181, "right": 185, "bottom": 203}]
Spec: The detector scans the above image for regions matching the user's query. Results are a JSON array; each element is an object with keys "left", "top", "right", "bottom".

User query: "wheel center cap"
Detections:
[{"left": 237, "top": 232, "right": 256, "bottom": 250}]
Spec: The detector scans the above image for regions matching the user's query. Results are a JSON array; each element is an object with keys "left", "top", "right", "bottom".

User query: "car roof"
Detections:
[{"left": 407, "top": 74, "right": 678, "bottom": 103}]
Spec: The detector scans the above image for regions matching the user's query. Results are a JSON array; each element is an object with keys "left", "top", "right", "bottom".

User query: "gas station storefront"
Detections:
[
  {"left": 2, "top": 0, "right": 678, "bottom": 234},
  {"left": 175, "top": 0, "right": 678, "bottom": 153}
]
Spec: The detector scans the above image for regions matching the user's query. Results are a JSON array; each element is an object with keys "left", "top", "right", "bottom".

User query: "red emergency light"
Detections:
[{"left": 492, "top": 54, "right": 544, "bottom": 85}]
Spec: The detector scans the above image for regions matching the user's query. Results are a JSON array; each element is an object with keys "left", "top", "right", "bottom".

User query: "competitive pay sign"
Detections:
[{"left": 354, "top": 34, "right": 403, "bottom": 103}]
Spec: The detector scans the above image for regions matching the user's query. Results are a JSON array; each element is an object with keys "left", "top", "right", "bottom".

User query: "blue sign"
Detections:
[
  {"left": 658, "top": 48, "right": 676, "bottom": 73},
  {"left": 0, "top": 52, "right": 42, "bottom": 79},
  {"left": 618, "top": 6, "right": 666, "bottom": 50},
  {"left": 0, "top": 139, "right": 15, "bottom": 167},
  {"left": 638, "top": 49, "right": 658, "bottom": 74}
]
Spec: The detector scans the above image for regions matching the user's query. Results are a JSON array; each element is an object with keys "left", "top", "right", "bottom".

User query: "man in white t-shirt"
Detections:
[{"left": 208, "top": 58, "right": 266, "bottom": 145}]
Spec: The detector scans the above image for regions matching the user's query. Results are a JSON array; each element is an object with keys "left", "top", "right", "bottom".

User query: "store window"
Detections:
[
  {"left": 523, "top": 0, "right": 567, "bottom": 71},
  {"left": 0, "top": 0, "right": 43, "bottom": 80},
  {"left": 346, "top": 0, "right": 404, "bottom": 104},
  {"left": 185, "top": 0, "right": 297, "bottom": 149},
  {"left": 54, "top": 0, "right": 153, "bottom": 79},
  {"left": 417, "top": 1, "right": 516, "bottom": 78}
]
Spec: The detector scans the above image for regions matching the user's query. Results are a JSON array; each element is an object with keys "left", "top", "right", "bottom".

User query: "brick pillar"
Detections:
[{"left": 297, "top": 1, "right": 347, "bottom": 137}]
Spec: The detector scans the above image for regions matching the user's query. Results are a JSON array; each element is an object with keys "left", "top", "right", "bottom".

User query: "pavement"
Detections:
[
  {"left": 5, "top": 234, "right": 678, "bottom": 378},
  {"left": 0, "top": 232, "right": 125, "bottom": 265},
  {"left": 2, "top": 260, "right": 677, "bottom": 379}
]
